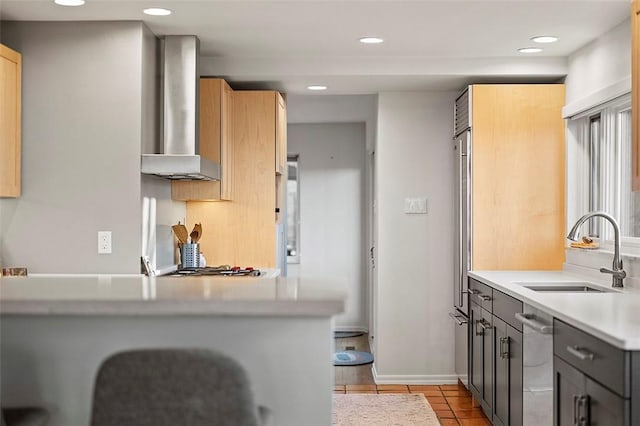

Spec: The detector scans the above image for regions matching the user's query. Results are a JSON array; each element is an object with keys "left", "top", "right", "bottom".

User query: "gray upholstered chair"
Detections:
[{"left": 90, "top": 349, "right": 270, "bottom": 426}]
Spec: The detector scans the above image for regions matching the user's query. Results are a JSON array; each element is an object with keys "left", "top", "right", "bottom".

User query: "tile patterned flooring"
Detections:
[
  {"left": 332, "top": 383, "right": 491, "bottom": 425},
  {"left": 334, "top": 334, "right": 491, "bottom": 425}
]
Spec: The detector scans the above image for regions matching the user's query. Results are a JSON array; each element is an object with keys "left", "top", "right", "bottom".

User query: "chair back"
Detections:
[{"left": 90, "top": 349, "right": 260, "bottom": 426}]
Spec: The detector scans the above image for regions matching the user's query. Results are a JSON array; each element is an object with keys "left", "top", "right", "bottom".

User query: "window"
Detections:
[
  {"left": 569, "top": 93, "right": 639, "bottom": 248},
  {"left": 286, "top": 156, "right": 300, "bottom": 263}
]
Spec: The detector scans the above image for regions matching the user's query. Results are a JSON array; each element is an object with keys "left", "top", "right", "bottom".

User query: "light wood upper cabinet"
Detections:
[
  {"left": 472, "top": 84, "right": 566, "bottom": 270},
  {"left": 188, "top": 91, "right": 278, "bottom": 267},
  {"left": 275, "top": 92, "right": 287, "bottom": 175},
  {"left": 0, "top": 44, "right": 22, "bottom": 198},
  {"left": 632, "top": 0, "right": 640, "bottom": 191},
  {"left": 172, "top": 78, "right": 234, "bottom": 201}
]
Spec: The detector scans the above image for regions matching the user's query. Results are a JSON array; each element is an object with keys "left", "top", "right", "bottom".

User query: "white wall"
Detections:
[
  {"left": 374, "top": 91, "right": 458, "bottom": 383},
  {"left": 287, "top": 94, "right": 377, "bottom": 152},
  {"left": 0, "top": 21, "right": 183, "bottom": 274},
  {"left": 288, "top": 123, "right": 366, "bottom": 330},
  {"left": 564, "top": 19, "right": 631, "bottom": 113}
]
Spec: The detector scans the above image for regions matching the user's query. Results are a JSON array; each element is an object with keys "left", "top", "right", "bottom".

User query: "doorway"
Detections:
[{"left": 287, "top": 122, "right": 367, "bottom": 331}]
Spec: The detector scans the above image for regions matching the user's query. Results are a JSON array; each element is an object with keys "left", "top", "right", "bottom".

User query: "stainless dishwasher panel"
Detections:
[{"left": 519, "top": 304, "right": 553, "bottom": 426}]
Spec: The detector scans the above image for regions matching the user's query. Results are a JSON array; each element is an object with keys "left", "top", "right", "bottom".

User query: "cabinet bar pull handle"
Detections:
[
  {"left": 479, "top": 294, "right": 492, "bottom": 301},
  {"left": 573, "top": 395, "right": 578, "bottom": 425},
  {"left": 566, "top": 345, "right": 595, "bottom": 361},
  {"left": 449, "top": 312, "right": 468, "bottom": 325},
  {"left": 468, "top": 289, "right": 480, "bottom": 295},
  {"left": 577, "top": 395, "right": 590, "bottom": 425},
  {"left": 499, "top": 336, "right": 510, "bottom": 359},
  {"left": 515, "top": 312, "right": 553, "bottom": 334}
]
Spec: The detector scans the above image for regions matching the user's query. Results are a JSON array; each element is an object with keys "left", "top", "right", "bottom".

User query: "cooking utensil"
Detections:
[
  {"left": 193, "top": 223, "right": 202, "bottom": 243},
  {"left": 171, "top": 222, "right": 189, "bottom": 245}
]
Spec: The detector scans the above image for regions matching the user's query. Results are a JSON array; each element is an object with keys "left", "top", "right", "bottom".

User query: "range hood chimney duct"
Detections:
[{"left": 141, "top": 35, "right": 220, "bottom": 181}]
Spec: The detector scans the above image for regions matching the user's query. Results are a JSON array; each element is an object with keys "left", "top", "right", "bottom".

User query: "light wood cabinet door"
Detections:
[
  {"left": 0, "top": 44, "right": 21, "bottom": 198},
  {"left": 188, "top": 91, "right": 277, "bottom": 267},
  {"left": 632, "top": 0, "right": 640, "bottom": 191},
  {"left": 472, "top": 84, "right": 566, "bottom": 270},
  {"left": 275, "top": 92, "right": 287, "bottom": 175},
  {"left": 172, "top": 78, "right": 234, "bottom": 200}
]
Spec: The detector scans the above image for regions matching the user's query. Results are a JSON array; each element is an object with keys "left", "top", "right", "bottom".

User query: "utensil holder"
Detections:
[{"left": 181, "top": 243, "right": 200, "bottom": 268}]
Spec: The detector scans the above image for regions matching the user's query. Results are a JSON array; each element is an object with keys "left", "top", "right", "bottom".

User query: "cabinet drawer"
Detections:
[
  {"left": 492, "top": 289, "right": 523, "bottom": 332},
  {"left": 554, "top": 319, "right": 630, "bottom": 397},
  {"left": 469, "top": 278, "right": 493, "bottom": 311}
]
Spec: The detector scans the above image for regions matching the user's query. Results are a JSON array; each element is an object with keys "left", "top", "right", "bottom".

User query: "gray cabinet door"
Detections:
[
  {"left": 586, "top": 377, "right": 629, "bottom": 426},
  {"left": 554, "top": 356, "right": 629, "bottom": 426},
  {"left": 493, "top": 317, "right": 523, "bottom": 426},
  {"left": 554, "top": 356, "right": 585, "bottom": 426},
  {"left": 481, "top": 307, "right": 494, "bottom": 414},
  {"left": 469, "top": 301, "right": 493, "bottom": 415},
  {"left": 508, "top": 324, "right": 523, "bottom": 426},
  {"left": 494, "top": 317, "right": 509, "bottom": 426},
  {"left": 470, "top": 301, "right": 483, "bottom": 399}
]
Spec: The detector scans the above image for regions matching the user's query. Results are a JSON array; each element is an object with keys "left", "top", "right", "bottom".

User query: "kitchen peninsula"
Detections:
[{"left": 0, "top": 275, "right": 345, "bottom": 426}]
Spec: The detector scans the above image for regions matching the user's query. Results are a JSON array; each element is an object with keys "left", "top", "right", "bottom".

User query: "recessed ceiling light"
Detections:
[
  {"left": 54, "top": 0, "right": 85, "bottom": 6},
  {"left": 518, "top": 47, "right": 543, "bottom": 53},
  {"left": 531, "top": 36, "right": 558, "bottom": 44},
  {"left": 307, "top": 85, "right": 327, "bottom": 91},
  {"left": 359, "top": 37, "right": 384, "bottom": 44},
  {"left": 144, "top": 8, "right": 172, "bottom": 16}
]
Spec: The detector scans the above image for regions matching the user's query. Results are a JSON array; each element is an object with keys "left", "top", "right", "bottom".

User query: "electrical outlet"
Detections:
[{"left": 98, "top": 231, "right": 112, "bottom": 254}]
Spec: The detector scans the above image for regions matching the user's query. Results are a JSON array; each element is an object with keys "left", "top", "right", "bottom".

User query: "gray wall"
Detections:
[
  {"left": 287, "top": 123, "right": 367, "bottom": 330},
  {"left": 374, "top": 91, "right": 458, "bottom": 382},
  {"left": 0, "top": 21, "right": 155, "bottom": 273}
]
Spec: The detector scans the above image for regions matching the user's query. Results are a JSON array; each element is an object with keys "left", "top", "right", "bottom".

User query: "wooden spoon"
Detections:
[
  {"left": 172, "top": 223, "right": 189, "bottom": 245},
  {"left": 194, "top": 223, "right": 202, "bottom": 243}
]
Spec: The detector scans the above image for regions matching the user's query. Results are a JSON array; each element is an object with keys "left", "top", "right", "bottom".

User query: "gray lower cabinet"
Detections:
[
  {"left": 470, "top": 300, "right": 493, "bottom": 415},
  {"left": 553, "top": 319, "right": 632, "bottom": 426},
  {"left": 493, "top": 317, "right": 523, "bottom": 426},
  {"left": 469, "top": 278, "right": 524, "bottom": 425},
  {"left": 554, "top": 356, "right": 629, "bottom": 425}
]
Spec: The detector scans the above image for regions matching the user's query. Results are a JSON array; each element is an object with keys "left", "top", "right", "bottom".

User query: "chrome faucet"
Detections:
[{"left": 567, "top": 211, "right": 626, "bottom": 288}]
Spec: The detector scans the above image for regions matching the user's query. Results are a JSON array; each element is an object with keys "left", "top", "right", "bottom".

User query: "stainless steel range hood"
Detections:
[{"left": 141, "top": 35, "right": 220, "bottom": 181}]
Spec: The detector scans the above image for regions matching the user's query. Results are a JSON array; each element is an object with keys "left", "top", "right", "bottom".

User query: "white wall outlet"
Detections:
[
  {"left": 98, "top": 231, "right": 112, "bottom": 254},
  {"left": 404, "top": 197, "right": 428, "bottom": 214}
]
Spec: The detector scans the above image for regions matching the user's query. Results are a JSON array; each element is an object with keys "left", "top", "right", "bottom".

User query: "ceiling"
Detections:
[{"left": 0, "top": 0, "right": 631, "bottom": 94}]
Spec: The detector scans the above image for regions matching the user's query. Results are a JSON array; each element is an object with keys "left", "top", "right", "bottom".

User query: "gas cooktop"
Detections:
[{"left": 170, "top": 266, "right": 262, "bottom": 277}]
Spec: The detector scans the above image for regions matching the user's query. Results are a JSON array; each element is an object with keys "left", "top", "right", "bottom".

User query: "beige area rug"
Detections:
[{"left": 333, "top": 394, "right": 440, "bottom": 425}]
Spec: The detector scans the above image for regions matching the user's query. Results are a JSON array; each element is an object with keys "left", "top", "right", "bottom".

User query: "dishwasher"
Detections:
[{"left": 515, "top": 304, "right": 554, "bottom": 426}]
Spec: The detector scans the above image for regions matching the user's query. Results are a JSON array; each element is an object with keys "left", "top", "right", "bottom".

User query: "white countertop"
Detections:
[
  {"left": 469, "top": 270, "right": 640, "bottom": 350},
  {"left": 0, "top": 275, "right": 345, "bottom": 317}
]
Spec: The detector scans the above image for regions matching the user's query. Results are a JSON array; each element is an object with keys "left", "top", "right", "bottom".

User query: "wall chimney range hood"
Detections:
[{"left": 141, "top": 35, "right": 220, "bottom": 181}]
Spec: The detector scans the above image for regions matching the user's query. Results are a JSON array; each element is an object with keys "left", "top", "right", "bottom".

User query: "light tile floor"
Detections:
[
  {"left": 333, "top": 334, "right": 491, "bottom": 425},
  {"left": 333, "top": 383, "right": 492, "bottom": 425}
]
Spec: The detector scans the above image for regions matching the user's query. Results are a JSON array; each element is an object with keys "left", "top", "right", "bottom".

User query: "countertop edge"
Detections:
[
  {"left": 468, "top": 271, "right": 635, "bottom": 350},
  {"left": 0, "top": 299, "right": 345, "bottom": 317}
]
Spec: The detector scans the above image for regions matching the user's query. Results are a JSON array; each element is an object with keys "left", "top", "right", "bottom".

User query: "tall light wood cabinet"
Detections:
[
  {"left": 632, "top": 0, "right": 640, "bottom": 191},
  {"left": 188, "top": 91, "right": 285, "bottom": 267},
  {"left": 0, "top": 44, "right": 21, "bottom": 198},
  {"left": 471, "top": 84, "right": 566, "bottom": 270},
  {"left": 172, "top": 78, "right": 234, "bottom": 201}
]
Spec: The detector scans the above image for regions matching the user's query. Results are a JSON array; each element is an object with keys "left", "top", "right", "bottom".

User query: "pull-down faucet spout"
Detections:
[{"left": 567, "top": 212, "right": 626, "bottom": 288}]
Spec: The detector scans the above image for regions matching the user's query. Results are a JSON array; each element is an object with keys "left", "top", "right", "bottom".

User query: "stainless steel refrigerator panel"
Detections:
[{"left": 454, "top": 133, "right": 471, "bottom": 316}]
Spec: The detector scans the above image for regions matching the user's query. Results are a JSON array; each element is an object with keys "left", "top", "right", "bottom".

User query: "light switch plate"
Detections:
[{"left": 404, "top": 197, "right": 428, "bottom": 214}]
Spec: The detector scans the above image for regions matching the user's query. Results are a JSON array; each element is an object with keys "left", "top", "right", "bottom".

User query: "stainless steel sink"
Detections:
[{"left": 517, "top": 282, "right": 611, "bottom": 293}]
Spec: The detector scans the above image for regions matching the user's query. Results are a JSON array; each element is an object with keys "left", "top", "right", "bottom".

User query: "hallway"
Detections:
[{"left": 333, "top": 334, "right": 490, "bottom": 425}]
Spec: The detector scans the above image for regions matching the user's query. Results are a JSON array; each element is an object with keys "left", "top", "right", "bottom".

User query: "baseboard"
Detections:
[
  {"left": 371, "top": 364, "right": 459, "bottom": 385},
  {"left": 333, "top": 326, "right": 368, "bottom": 333}
]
